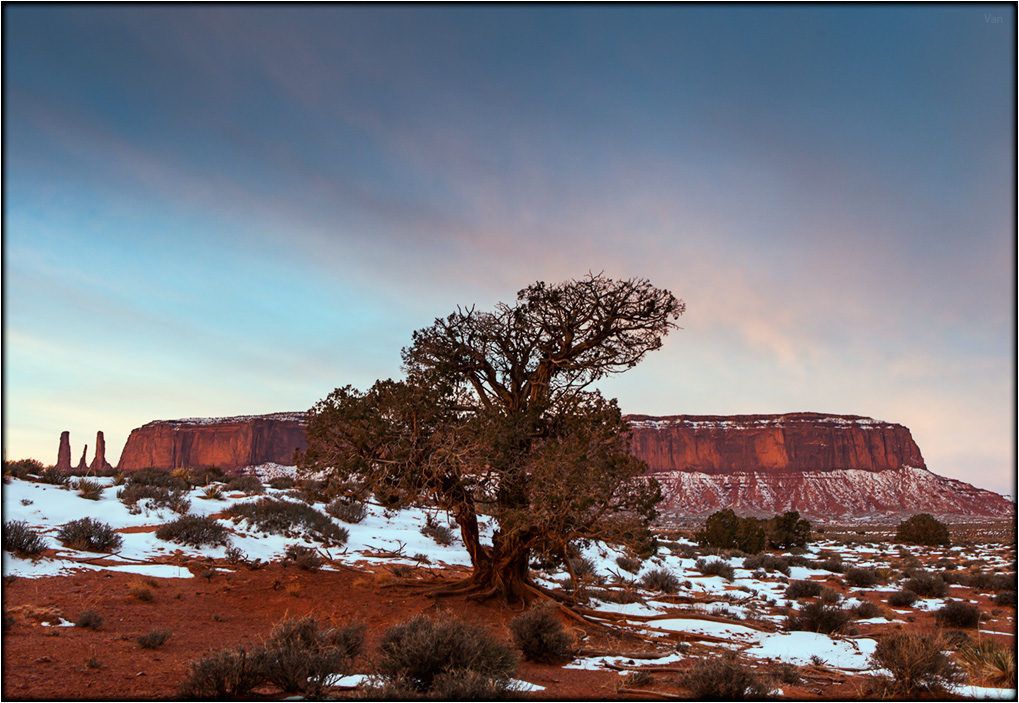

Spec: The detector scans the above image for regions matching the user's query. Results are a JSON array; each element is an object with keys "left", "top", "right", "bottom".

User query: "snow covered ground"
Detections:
[{"left": 3, "top": 471, "right": 1016, "bottom": 699}]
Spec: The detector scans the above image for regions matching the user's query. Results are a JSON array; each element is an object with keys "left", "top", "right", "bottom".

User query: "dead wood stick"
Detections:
[
  {"left": 614, "top": 687, "right": 686, "bottom": 699},
  {"left": 578, "top": 648, "right": 676, "bottom": 659}
]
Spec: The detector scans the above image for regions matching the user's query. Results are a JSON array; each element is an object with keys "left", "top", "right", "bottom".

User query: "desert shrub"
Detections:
[
  {"left": 200, "top": 484, "right": 223, "bottom": 500},
  {"left": 742, "top": 554, "right": 791, "bottom": 576},
  {"left": 681, "top": 651, "right": 773, "bottom": 699},
  {"left": 268, "top": 476, "right": 297, "bottom": 490},
  {"left": 421, "top": 515, "right": 455, "bottom": 546},
  {"left": 765, "top": 511, "right": 811, "bottom": 549},
  {"left": 569, "top": 556, "right": 599, "bottom": 580},
  {"left": 224, "top": 497, "right": 347, "bottom": 543},
  {"left": 785, "top": 580, "right": 824, "bottom": 600},
  {"left": 260, "top": 616, "right": 364, "bottom": 694},
  {"left": 696, "top": 557, "right": 735, "bottom": 581},
  {"left": 895, "top": 513, "right": 951, "bottom": 547},
  {"left": 935, "top": 600, "right": 981, "bottom": 629},
  {"left": 4, "top": 458, "right": 45, "bottom": 479},
  {"left": 138, "top": 629, "right": 171, "bottom": 649},
  {"left": 36, "top": 465, "right": 69, "bottom": 485},
  {"left": 284, "top": 544, "right": 322, "bottom": 571},
  {"left": 888, "top": 589, "right": 918, "bottom": 607},
  {"left": 128, "top": 582, "right": 154, "bottom": 601},
  {"left": 156, "top": 515, "right": 230, "bottom": 548},
  {"left": 325, "top": 497, "right": 368, "bottom": 524},
  {"left": 225, "top": 474, "right": 264, "bottom": 495},
  {"left": 993, "top": 590, "right": 1016, "bottom": 607},
  {"left": 74, "top": 478, "right": 106, "bottom": 501},
  {"left": 968, "top": 572, "right": 1015, "bottom": 592},
  {"left": 189, "top": 466, "right": 227, "bottom": 486},
  {"left": 640, "top": 568, "right": 680, "bottom": 593},
  {"left": 127, "top": 467, "right": 189, "bottom": 490},
  {"left": 615, "top": 555, "right": 642, "bottom": 574},
  {"left": 376, "top": 614, "right": 518, "bottom": 693},
  {"left": 844, "top": 567, "right": 881, "bottom": 588},
  {"left": 3, "top": 520, "right": 47, "bottom": 557},
  {"left": 56, "top": 518, "right": 123, "bottom": 552},
  {"left": 852, "top": 601, "right": 884, "bottom": 619},
  {"left": 904, "top": 571, "right": 948, "bottom": 598},
  {"left": 178, "top": 647, "right": 269, "bottom": 698},
  {"left": 819, "top": 586, "right": 842, "bottom": 604},
  {"left": 695, "top": 509, "right": 766, "bottom": 554},
  {"left": 75, "top": 610, "right": 104, "bottom": 630},
  {"left": 816, "top": 554, "right": 845, "bottom": 573},
  {"left": 509, "top": 604, "right": 574, "bottom": 663},
  {"left": 868, "top": 632, "right": 962, "bottom": 696},
  {"left": 787, "top": 602, "right": 851, "bottom": 635},
  {"left": 959, "top": 639, "right": 1016, "bottom": 688},
  {"left": 117, "top": 483, "right": 189, "bottom": 511}
]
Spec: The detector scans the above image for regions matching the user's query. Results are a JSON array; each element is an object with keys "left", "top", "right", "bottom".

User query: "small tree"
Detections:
[
  {"left": 302, "top": 273, "right": 682, "bottom": 602},
  {"left": 695, "top": 509, "right": 766, "bottom": 554},
  {"left": 895, "top": 513, "right": 951, "bottom": 547},
  {"left": 766, "top": 511, "right": 811, "bottom": 549}
]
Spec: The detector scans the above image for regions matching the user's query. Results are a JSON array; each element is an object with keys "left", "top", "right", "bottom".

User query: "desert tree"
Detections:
[{"left": 301, "top": 273, "right": 683, "bottom": 602}]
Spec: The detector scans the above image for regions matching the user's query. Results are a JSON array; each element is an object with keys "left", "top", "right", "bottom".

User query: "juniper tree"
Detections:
[{"left": 302, "top": 273, "right": 683, "bottom": 601}]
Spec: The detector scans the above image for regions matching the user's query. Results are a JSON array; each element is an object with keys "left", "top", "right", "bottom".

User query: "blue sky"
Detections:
[{"left": 3, "top": 5, "right": 1015, "bottom": 495}]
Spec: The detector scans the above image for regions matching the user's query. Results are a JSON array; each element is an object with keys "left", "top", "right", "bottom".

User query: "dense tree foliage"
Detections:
[
  {"left": 302, "top": 273, "right": 683, "bottom": 601},
  {"left": 895, "top": 513, "right": 951, "bottom": 547},
  {"left": 696, "top": 509, "right": 812, "bottom": 554}
]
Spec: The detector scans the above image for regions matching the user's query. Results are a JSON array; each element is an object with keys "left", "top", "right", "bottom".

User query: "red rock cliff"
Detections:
[
  {"left": 626, "top": 413, "right": 926, "bottom": 475},
  {"left": 117, "top": 413, "right": 308, "bottom": 471}
]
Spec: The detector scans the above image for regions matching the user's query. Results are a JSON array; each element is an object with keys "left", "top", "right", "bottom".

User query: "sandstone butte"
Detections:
[{"left": 111, "top": 411, "right": 1013, "bottom": 521}]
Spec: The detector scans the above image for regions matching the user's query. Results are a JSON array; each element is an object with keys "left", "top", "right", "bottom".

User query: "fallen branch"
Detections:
[{"left": 614, "top": 687, "right": 686, "bottom": 699}]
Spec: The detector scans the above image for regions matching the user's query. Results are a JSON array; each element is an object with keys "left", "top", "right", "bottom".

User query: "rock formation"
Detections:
[
  {"left": 115, "top": 410, "right": 1012, "bottom": 521},
  {"left": 56, "top": 432, "right": 72, "bottom": 472},
  {"left": 117, "top": 413, "right": 308, "bottom": 471},
  {"left": 627, "top": 413, "right": 1012, "bottom": 521},
  {"left": 89, "top": 431, "right": 114, "bottom": 473},
  {"left": 76, "top": 445, "right": 88, "bottom": 472}
]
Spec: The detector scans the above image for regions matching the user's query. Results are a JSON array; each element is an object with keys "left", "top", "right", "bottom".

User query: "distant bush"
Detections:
[
  {"left": 640, "top": 568, "right": 680, "bottom": 594},
  {"left": 868, "top": 632, "right": 962, "bottom": 696},
  {"left": 138, "top": 629, "right": 171, "bottom": 649},
  {"left": 56, "top": 518, "right": 122, "bottom": 553},
  {"left": 787, "top": 602, "right": 851, "bottom": 635},
  {"left": 128, "top": 467, "right": 189, "bottom": 491},
  {"left": 615, "top": 555, "right": 642, "bottom": 574},
  {"left": 765, "top": 510, "right": 812, "bottom": 549},
  {"left": 681, "top": 651, "right": 773, "bottom": 700},
  {"left": 852, "top": 601, "right": 884, "bottom": 620},
  {"left": 284, "top": 544, "right": 322, "bottom": 572},
  {"left": 268, "top": 476, "right": 297, "bottom": 490},
  {"left": 75, "top": 610, "right": 104, "bottom": 630},
  {"left": 696, "top": 557, "right": 735, "bottom": 581},
  {"left": 695, "top": 509, "right": 766, "bottom": 554},
  {"left": 156, "top": 515, "right": 230, "bottom": 548},
  {"left": 904, "top": 571, "right": 948, "bottom": 598},
  {"left": 816, "top": 554, "right": 845, "bottom": 573},
  {"left": 510, "top": 604, "right": 574, "bottom": 663},
  {"left": 3, "top": 520, "right": 47, "bottom": 557},
  {"left": 895, "top": 513, "right": 951, "bottom": 547},
  {"left": 74, "top": 478, "right": 106, "bottom": 501},
  {"left": 189, "top": 466, "right": 227, "bottom": 486},
  {"left": 4, "top": 458, "right": 45, "bottom": 480},
  {"left": 117, "top": 483, "right": 189, "bottom": 512},
  {"left": 178, "top": 647, "right": 269, "bottom": 698},
  {"left": 785, "top": 580, "right": 824, "bottom": 600},
  {"left": 844, "top": 567, "right": 881, "bottom": 588},
  {"left": 224, "top": 497, "right": 347, "bottom": 544},
  {"left": 325, "top": 498, "right": 368, "bottom": 524},
  {"left": 993, "top": 590, "right": 1016, "bottom": 607},
  {"left": 742, "top": 554, "right": 791, "bottom": 576},
  {"left": 38, "top": 466, "right": 70, "bottom": 485},
  {"left": 225, "top": 475, "right": 265, "bottom": 495},
  {"left": 376, "top": 614, "right": 518, "bottom": 694},
  {"left": 935, "top": 600, "right": 981, "bottom": 629},
  {"left": 888, "top": 589, "right": 918, "bottom": 607}
]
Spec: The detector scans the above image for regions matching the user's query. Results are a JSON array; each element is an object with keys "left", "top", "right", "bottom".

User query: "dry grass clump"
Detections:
[
  {"left": 3, "top": 520, "right": 47, "bottom": 557},
  {"left": 866, "top": 632, "right": 962, "bottom": 697},
  {"left": 375, "top": 613, "right": 518, "bottom": 695},
  {"left": 509, "top": 604, "right": 574, "bottom": 663},
  {"left": 640, "top": 568, "right": 680, "bottom": 593},
  {"left": 128, "top": 581, "right": 155, "bottom": 601},
  {"left": 75, "top": 610, "right": 104, "bottom": 630},
  {"left": 325, "top": 497, "right": 368, "bottom": 524},
  {"left": 155, "top": 515, "right": 230, "bottom": 548},
  {"left": 903, "top": 571, "right": 948, "bottom": 598},
  {"left": 56, "top": 518, "right": 123, "bottom": 553},
  {"left": 74, "top": 478, "right": 106, "bottom": 501},
  {"left": 680, "top": 651, "right": 773, "bottom": 699},
  {"left": 958, "top": 639, "right": 1016, "bottom": 688},
  {"left": 138, "top": 629, "right": 171, "bottom": 649},
  {"left": 615, "top": 555, "right": 642, "bottom": 574}
]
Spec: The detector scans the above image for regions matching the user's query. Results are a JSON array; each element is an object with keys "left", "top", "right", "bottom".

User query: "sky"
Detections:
[{"left": 2, "top": 5, "right": 1015, "bottom": 496}]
